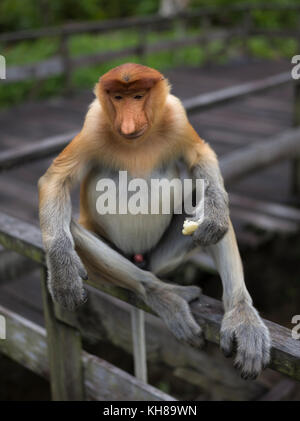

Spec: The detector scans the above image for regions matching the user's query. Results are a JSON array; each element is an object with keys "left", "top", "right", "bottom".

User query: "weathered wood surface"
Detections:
[
  {"left": 258, "top": 378, "right": 297, "bottom": 401},
  {"left": 0, "top": 212, "right": 299, "bottom": 382},
  {"left": 131, "top": 307, "right": 148, "bottom": 383},
  {"left": 184, "top": 72, "right": 291, "bottom": 114},
  {"left": 0, "top": 303, "right": 174, "bottom": 401},
  {"left": 230, "top": 194, "right": 300, "bottom": 223},
  {"left": 0, "top": 72, "right": 295, "bottom": 173},
  {"left": 0, "top": 247, "right": 37, "bottom": 281},
  {"left": 60, "top": 286, "right": 267, "bottom": 401},
  {"left": 220, "top": 127, "right": 300, "bottom": 183},
  {"left": 0, "top": 131, "right": 77, "bottom": 172},
  {"left": 40, "top": 267, "right": 84, "bottom": 401},
  {"left": 0, "top": 212, "right": 44, "bottom": 264}
]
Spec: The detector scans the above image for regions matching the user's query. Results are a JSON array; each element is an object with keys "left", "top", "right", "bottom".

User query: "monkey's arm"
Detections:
[
  {"left": 183, "top": 130, "right": 229, "bottom": 246},
  {"left": 208, "top": 224, "right": 271, "bottom": 379},
  {"left": 184, "top": 128, "right": 270, "bottom": 378},
  {"left": 38, "top": 133, "right": 90, "bottom": 309}
]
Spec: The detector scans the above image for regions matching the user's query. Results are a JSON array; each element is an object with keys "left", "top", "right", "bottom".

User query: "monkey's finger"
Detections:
[
  {"left": 220, "top": 329, "right": 235, "bottom": 358},
  {"left": 82, "top": 287, "right": 88, "bottom": 303},
  {"left": 262, "top": 334, "right": 271, "bottom": 368},
  {"left": 78, "top": 266, "right": 88, "bottom": 280}
]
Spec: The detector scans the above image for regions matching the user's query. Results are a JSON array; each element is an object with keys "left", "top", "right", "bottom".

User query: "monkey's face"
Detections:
[{"left": 109, "top": 91, "right": 149, "bottom": 140}]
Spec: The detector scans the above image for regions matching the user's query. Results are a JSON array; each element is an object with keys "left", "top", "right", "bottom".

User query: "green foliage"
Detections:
[
  {"left": 1, "top": 1, "right": 300, "bottom": 32},
  {"left": 0, "top": 0, "right": 161, "bottom": 31}
]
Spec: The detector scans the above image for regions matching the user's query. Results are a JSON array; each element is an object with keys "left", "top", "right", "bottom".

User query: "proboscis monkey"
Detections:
[{"left": 39, "top": 63, "right": 270, "bottom": 379}]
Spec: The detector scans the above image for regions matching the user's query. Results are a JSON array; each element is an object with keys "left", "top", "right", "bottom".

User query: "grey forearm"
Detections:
[{"left": 191, "top": 161, "right": 229, "bottom": 246}]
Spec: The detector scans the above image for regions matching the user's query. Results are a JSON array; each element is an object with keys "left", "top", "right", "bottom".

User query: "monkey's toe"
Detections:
[
  {"left": 168, "top": 302, "right": 205, "bottom": 349},
  {"left": 169, "top": 284, "right": 202, "bottom": 303}
]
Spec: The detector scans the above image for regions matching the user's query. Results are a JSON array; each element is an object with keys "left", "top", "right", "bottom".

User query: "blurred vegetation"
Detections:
[
  {"left": 0, "top": 1, "right": 299, "bottom": 107},
  {"left": 1, "top": 0, "right": 300, "bottom": 31}
]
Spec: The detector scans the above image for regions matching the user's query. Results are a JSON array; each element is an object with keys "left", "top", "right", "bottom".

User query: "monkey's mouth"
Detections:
[{"left": 121, "top": 129, "right": 146, "bottom": 140}]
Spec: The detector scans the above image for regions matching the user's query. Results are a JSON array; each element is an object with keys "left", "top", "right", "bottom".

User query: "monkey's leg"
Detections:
[
  {"left": 207, "top": 220, "right": 271, "bottom": 379},
  {"left": 71, "top": 220, "right": 204, "bottom": 348},
  {"left": 149, "top": 213, "right": 197, "bottom": 276}
]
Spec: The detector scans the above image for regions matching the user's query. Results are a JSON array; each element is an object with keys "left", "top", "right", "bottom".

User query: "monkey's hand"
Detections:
[
  {"left": 46, "top": 239, "right": 88, "bottom": 310},
  {"left": 220, "top": 302, "right": 271, "bottom": 379},
  {"left": 186, "top": 186, "right": 229, "bottom": 246}
]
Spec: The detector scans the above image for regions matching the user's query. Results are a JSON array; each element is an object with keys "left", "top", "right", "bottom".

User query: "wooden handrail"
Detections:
[
  {"left": 0, "top": 303, "right": 174, "bottom": 400},
  {"left": 0, "top": 211, "right": 299, "bottom": 381}
]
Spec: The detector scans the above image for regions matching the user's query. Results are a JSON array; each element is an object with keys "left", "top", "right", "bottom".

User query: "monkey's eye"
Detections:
[
  {"left": 114, "top": 95, "right": 123, "bottom": 100},
  {"left": 134, "top": 95, "right": 143, "bottom": 100}
]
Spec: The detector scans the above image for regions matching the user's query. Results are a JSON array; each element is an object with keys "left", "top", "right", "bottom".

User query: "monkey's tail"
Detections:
[{"left": 70, "top": 219, "right": 146, "bottom": 297}]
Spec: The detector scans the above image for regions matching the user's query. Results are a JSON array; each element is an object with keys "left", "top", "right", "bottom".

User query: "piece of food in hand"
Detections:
[{"left": 182, "top": 219, "right": 200, "bottom": 236}]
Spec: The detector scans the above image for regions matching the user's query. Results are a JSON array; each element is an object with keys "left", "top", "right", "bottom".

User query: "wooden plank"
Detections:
[
  {"left": 0, "top": 74, "right": 295, "bottom": 172},
  {"left": 131, "top": 307, "right": 148, "bottom": 383},
  {"left": 0, "top": 271, "right": 265, "bottom": 400},
  {"left": 82, "top": 351, "right": 176, "bottom": 401},
  {"left": 0, "top": 213, "right": 299, "bottom": 381},
  {"left": 184, "top": 72, "right": 291, "bottom": 114},
  {"left": 230, "top": 208, "right": 298, "bottom": 234},
  {"left": 57, "top": 286, "right": 266, "bottom": 400},
  {"left": 230, "top": 193, "right": 300, "bottom": 223},
  {"left": 258, "top": 379, "right": 296, "bottom": 401},
  {"left": 40, "top": 267, "right": 84, "bottom": 401},
  {"left": 0, "top": 131, "right": 77, "bottom": 172},
  {"left": 0, "top": 303, "right": 174, "bottom": 401},
  {"left": 220, "top": 127, "right": 300, "bottom": 183},
  {"left": 0, "top": 213, "right": 44, "bottom": 263},
  {"left": 4, "top": 30, "right": 233, "bottom": 83},
  {"left": 5, "top": 56, "right": 63, "bottom": 82}
]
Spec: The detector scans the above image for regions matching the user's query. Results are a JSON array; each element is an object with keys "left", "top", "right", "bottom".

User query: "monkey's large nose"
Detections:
[{"left": 120, "top": 119, "right": 136, "bottom": 137}]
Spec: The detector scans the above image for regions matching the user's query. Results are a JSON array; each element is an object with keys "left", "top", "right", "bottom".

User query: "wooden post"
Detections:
[
  {"left": 137, "top": 27, "right": 148, "bottom": 64},
  {"left": 242, "top": 10, "right": 252, "bottom": 59},
  {"left": 40, "top": 267, "right": 84, "bottom": 401},
  {"left": 59, "top": 33, "right": 72, "bottom": 95},
  {"left": 202, "top": 15, "right": 211, "bottom": 66},
  {"left": 131, "top": 307, "right": 147, "bottom": 383}
]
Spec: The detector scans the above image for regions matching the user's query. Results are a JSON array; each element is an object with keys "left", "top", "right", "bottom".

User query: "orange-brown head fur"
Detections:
[{"left": 96, "top": 63, "right": 170, "bottom": 141}]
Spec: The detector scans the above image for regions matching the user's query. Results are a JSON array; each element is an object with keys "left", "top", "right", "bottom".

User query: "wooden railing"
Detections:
[{"left": 1, "top": 3, "right": 300, "bottom": 90}]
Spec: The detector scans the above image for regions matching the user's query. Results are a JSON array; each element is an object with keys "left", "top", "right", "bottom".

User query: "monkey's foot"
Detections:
[
  {"left": 144, "top": 283, "right": 205, "bottom": 348},
  {"left": 220, "top": 302, "right": 271, "bottom": 380},
  {"left": 164, "top": 284, "right": 202, "bottom": 303}
]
